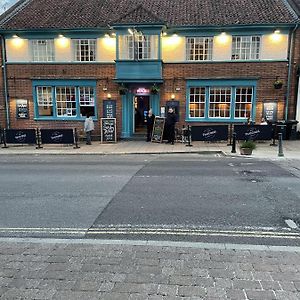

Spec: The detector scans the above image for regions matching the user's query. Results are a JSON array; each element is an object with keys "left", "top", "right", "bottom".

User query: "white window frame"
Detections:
[
  {"left": 209, "top": 87, "right": 232, "bottom": 118},
  {"left": 186, "top": 37, "right": 213, "bottom": 61},
  {"left": 235, "top": 87, "right": 253, "bottom": 118},
  {"left": 73, "top": 39, "right": 97, "bottom": 62},
  {"left": 31, "top": 40, "right": 55, "bottom": 62},
  {"left": 55, "top": 86, "right": 77, "bottom": 117},
  {"left": 189, "top": 87, "right": 206, "bottom": 118},
  {"left": 231, "top": 36, "right": 261, "bottom": 60}
]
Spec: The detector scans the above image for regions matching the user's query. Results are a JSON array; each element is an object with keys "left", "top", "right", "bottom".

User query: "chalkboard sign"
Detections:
[
  {"left": 151, "top": 117, "right": 165, "bottom": 143},
  {"left": 103, "top": 100, "right": 116, "bottom": 118},
  {"left": 263, "top": 102, "right": 278, "bottom": 123},
  {"left": 101, "top": 118, "right": 116, "bottom": 143},
  {"left": 16, "top": 99, "right": 29, "bottom": 119}
]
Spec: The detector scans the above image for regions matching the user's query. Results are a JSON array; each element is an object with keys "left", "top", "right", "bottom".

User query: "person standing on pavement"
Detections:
[
  {"left": 146, "top": 109, "right": 155, "bottom": 142},
  {"left": 165, "top": 107, "right": 177, "bottom": 145},
  {"left": 84, "top": 114, "right": 94, "bottom": 145}
]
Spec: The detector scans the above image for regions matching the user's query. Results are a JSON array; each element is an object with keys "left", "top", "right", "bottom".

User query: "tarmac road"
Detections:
[{"left": 0, "top": 154, "right": 299, "bottom": 246}]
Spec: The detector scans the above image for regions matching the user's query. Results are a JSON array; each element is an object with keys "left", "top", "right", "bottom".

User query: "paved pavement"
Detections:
[
  {"left": 1, "top": 140, "right": 300, "bottom": 160},
  {"left": 0, "top": 238, "right": 299, "bottom": 300}
]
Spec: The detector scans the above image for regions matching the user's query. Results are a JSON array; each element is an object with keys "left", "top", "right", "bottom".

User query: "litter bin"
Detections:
[{"left": 276, "top": 120, "right": 298, "bottom": 140}]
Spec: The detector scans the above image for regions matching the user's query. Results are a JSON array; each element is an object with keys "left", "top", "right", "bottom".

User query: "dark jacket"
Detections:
[
  {"left": 146, "top": 114, "right": 155, "bottom": 129},
  {"left": 165, "top": 112, "right": 177, "bottom": 127}
]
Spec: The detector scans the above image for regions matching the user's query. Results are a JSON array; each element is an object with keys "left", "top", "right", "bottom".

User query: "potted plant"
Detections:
[
  {"left": 119, "top": 84, "right": 128, "bottom": 95},
  {"left": 273, "top": 78, "right": 283, "bottom": 89},
  {"left": 240, "top": 140, "right": 256, "bottom": 155},
  {"left": 150, "top": 84, "right": 160, "bottom": 95}
]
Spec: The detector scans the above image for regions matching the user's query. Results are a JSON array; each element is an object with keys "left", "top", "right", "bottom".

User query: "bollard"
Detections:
[
  {"left": 278, "top": 132, "right": 284, "bottom": 157},
  {"left": 227, "top": 124, "right": 233, "bottom": 146},
  {"left": 2, "top": 129, "right": 8, "bottom": 148},
  {"left": 35, "top": 128, "right": 43, "bottom": 149},
  {"left": 270, "top": 124, "right": 277, "bottom": 146},
  {"left": 231, "top": 132, "right": 236, "bottom": 153},
  {"left": 73, "top": 128, "right": 80, "bottom": 149},
  {"left": 186, "top": 125, "right": 193, "bottom": 147}
]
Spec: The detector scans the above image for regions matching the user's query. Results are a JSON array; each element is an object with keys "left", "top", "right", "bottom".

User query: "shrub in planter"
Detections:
[
  {"left": 273, "top": 79, "right": 283, "bottom": 89},
  {"left": 150, "top": 84, "right": 160, "bottom": 94},
  {"left": 119, "top": 84, "right": 128, "bottom": 95},
  {"left": 240, "top": 140, "right": 256, "bottom": 155}
]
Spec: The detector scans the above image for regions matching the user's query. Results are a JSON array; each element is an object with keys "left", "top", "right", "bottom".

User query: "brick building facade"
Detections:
[{"left": 0, "top": 0, "right": 299, "bottom": 138}]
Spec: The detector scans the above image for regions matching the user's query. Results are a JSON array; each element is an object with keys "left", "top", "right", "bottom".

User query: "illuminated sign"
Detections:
[{"left": 136, "top": 88, "right": 150, "bottom": 94}]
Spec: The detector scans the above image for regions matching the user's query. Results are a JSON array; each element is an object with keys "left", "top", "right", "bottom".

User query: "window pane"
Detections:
[
  {"left": 186, "top": 37, "right": 213, "bottom": 61},
  {"left": 36, "top": 86, "right": 53, "bottom": 116},
  {"left": 32, "top": 40, "right": 54, "bottom": 62},
  {"left": 74, "top": 39, "right": 96, "bottom": 61},
  {"left": 235, "top": 86, "right": 253, "bottom": 118},
  {"left": 189, "top": 87, "right": 206, "bottom": 117},
  {"left": 79, "top": 87, "right": 95, "bottom": 117},
  {"left": 56, "top": 87, "right": 76, "bottom": 117},
  {"left": 209, "top": 87, "right": 231, "bottom": 118},
  {"left": 232, "top": 36, "right": 260, "bottom": 60}
]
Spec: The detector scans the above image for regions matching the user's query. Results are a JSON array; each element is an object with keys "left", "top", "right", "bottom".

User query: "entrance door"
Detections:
[{"left": 134, "top": 96, "right": 150, "bottom": 133}]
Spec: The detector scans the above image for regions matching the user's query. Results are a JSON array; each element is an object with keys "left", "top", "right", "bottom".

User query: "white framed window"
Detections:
[
  {"left": 56, "top": 87, "right": 76, "bottom": 117},
  {"left": 232, "top": 36, "right": 260, "bottom": 60},
  {"left": 186, "top": 37, "right": 213, "bottom": 61},
  {"left": 209, "top": 87, "right": 231, "bottom": 118},
  {"left": 189, "top": 87, "right": 206, "bottom": 117},
  {"left": 74, "top": 39, "right": 96, "bottom": 61},
  {"left": 119, "top": 35, "right": 158, "bottom": 60},
  {"left": 37, "top": 86, "right": 53, "bottom": 116},
  {"left": 31, "top": 40, "right": 55, "bottom": 62},
  {"left": 79, "top": 87, "right": 95, "bottom": 117},
  {"left": 235, "top": 87, "right": 253, "bottom": 118}
]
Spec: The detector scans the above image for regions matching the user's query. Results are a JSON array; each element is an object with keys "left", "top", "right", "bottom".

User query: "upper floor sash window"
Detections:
[
  {"left": 231, "top": 36, "right": 261, "bottom": 60},
  {"left": 74, "top": 39, "right": 97, "bottom": 62},
  {"left": 186, "top": 37, "right": 213, "bottom": 61},
  {"left": 119, "top": 35, "right": 158, "bottom": 60},
  {"left": 31, "top": 40, "right": 55, "bottom": 62}
]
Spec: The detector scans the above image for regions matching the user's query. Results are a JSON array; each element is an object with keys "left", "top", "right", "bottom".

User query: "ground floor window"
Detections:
[
  {"left": 187, "top": 80, "right": 256, "bottom": 122},
  {"left": 34, "top": 80, "right": 96, "bottom": 120}
]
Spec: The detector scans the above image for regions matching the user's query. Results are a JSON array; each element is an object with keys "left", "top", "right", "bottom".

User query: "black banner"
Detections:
[
  {"left": 103, "top": 100, "right": 116, "bottom": 118},
  {"left": 234, "top": 125, "right": 273, "bottom": 141},
  {"left": 191, "top": 125, "right": 228, "bottom": 141},
  {"left": 5, "top": 129, "right": 36, "bottom": 144},
  {"left": 101, "top": 118, "right": 116, "bottom": 143},
  {"left": 40, "top": 129, "right": 74, "bottom": 144},
  {"left": 151, "top": 117, "right": 165, "bottom": 143}
]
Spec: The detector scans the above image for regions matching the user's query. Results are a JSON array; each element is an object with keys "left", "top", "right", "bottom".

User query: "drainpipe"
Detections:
[
  {"left": 1, "top": 34, "right": 10, "bottom": 129},
  {"left": 285, "top": 24, "right": 298, "bottom": 121}
]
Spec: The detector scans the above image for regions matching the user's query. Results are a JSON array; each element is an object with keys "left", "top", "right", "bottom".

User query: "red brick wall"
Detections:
[
  {"left": 3, "top": 59, "right": 297, "bottom": 136},
  {"left": 161, "top": 61, "right": 290, "bottom": 128}
]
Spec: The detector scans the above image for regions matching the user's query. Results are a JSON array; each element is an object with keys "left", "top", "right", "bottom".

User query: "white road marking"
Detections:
[{"left": 285, "top": 219, "right": 299, "bottom": 229}]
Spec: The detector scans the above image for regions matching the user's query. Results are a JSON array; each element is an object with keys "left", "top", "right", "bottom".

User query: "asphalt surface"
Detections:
[{"left": 0, "top": 154, "right": 299, "bottom": 246}]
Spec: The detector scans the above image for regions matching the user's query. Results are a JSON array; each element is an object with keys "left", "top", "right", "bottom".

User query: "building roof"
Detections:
[
  {"left": 287, "top": 0, "right": 300, "bottom": 16},
  {"left": 0, "top": 0, "right": 299, "bottom": 31}
]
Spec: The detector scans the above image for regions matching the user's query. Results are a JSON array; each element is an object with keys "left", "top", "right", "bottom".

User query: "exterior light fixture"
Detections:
[
  {"left": 171, "top": 94, "right": 176, "bottom": 99},
  {"left": 104, "top": 33, "right": 110, "bottom": 38},
  {"left": 172, "top": 33, "right": 178, "bottom": 37},
  {"left": 162, "top": 32, "right": 167, "bottom": 36},
  {"left": 271, "top": 29, "right": 282, "bottom": 42},
  {"left": 111, "top": 32, "right": 116, "bottom": 37},
  {"left": 57, "top": 34, "right": 69, "bottom": 47},
  {"left": 128, "top": 28, "right": 134, "bottom": 35},
  {"left": 103, "top": 87, "right": 108, "bottom": 91},
  {"left": 218, "top": 32, "right": 229, "bottom": 44},
  {"left": 107, "top": 93, "right": 112, "bottom": 99},
  {"left": 12, "top": 34, "right": 23, "bottom": 47}
]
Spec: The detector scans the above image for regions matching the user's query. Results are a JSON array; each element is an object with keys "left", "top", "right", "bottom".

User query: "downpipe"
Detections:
[{"left": 1, "top": 34, "right": 9, "bottom": 129}]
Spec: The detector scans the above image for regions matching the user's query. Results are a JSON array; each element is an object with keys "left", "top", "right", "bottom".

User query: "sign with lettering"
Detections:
[
  {"left": 234, "top": 125, "right": 273, "bottom": 141},
  {"left": 103, "top": 100, "right": 116, "bottom": 118},
  {"left": 5, "top": 129, "right": 36, "bottom": 144},
  {"left": 151, "top": 117, "right": 165, "bottom": 143},
  {"left": 16, "top": 99, "right": 29, "bottom": 119},
  {"left": 101, "top": 118, "right": 116, "bottom": 143},
  {"left": 40, "top": 129, "right": 74, "bottom": 144},
  {"left": 263, "top": 102, "right": 278, "bottom": 123},
  {"left": 191, "top": 125, "right": 228, "bottom": 141}
]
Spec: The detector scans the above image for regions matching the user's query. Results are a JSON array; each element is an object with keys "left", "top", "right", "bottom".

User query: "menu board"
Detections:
[
  {"left": 263, "top": 102, "right": 278, "bottom": 123},
  {"left": 101, "top": 118, "right": 116, "bottom": 143},
  {"left": 16, "top": 99, "right": 29, "bottom": 119},
  {"left": 103, "top": 100, "right": 116, "bottom": 118},
  {"left": 151, "top": 117, "right": 165, "bottom": 143}
]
